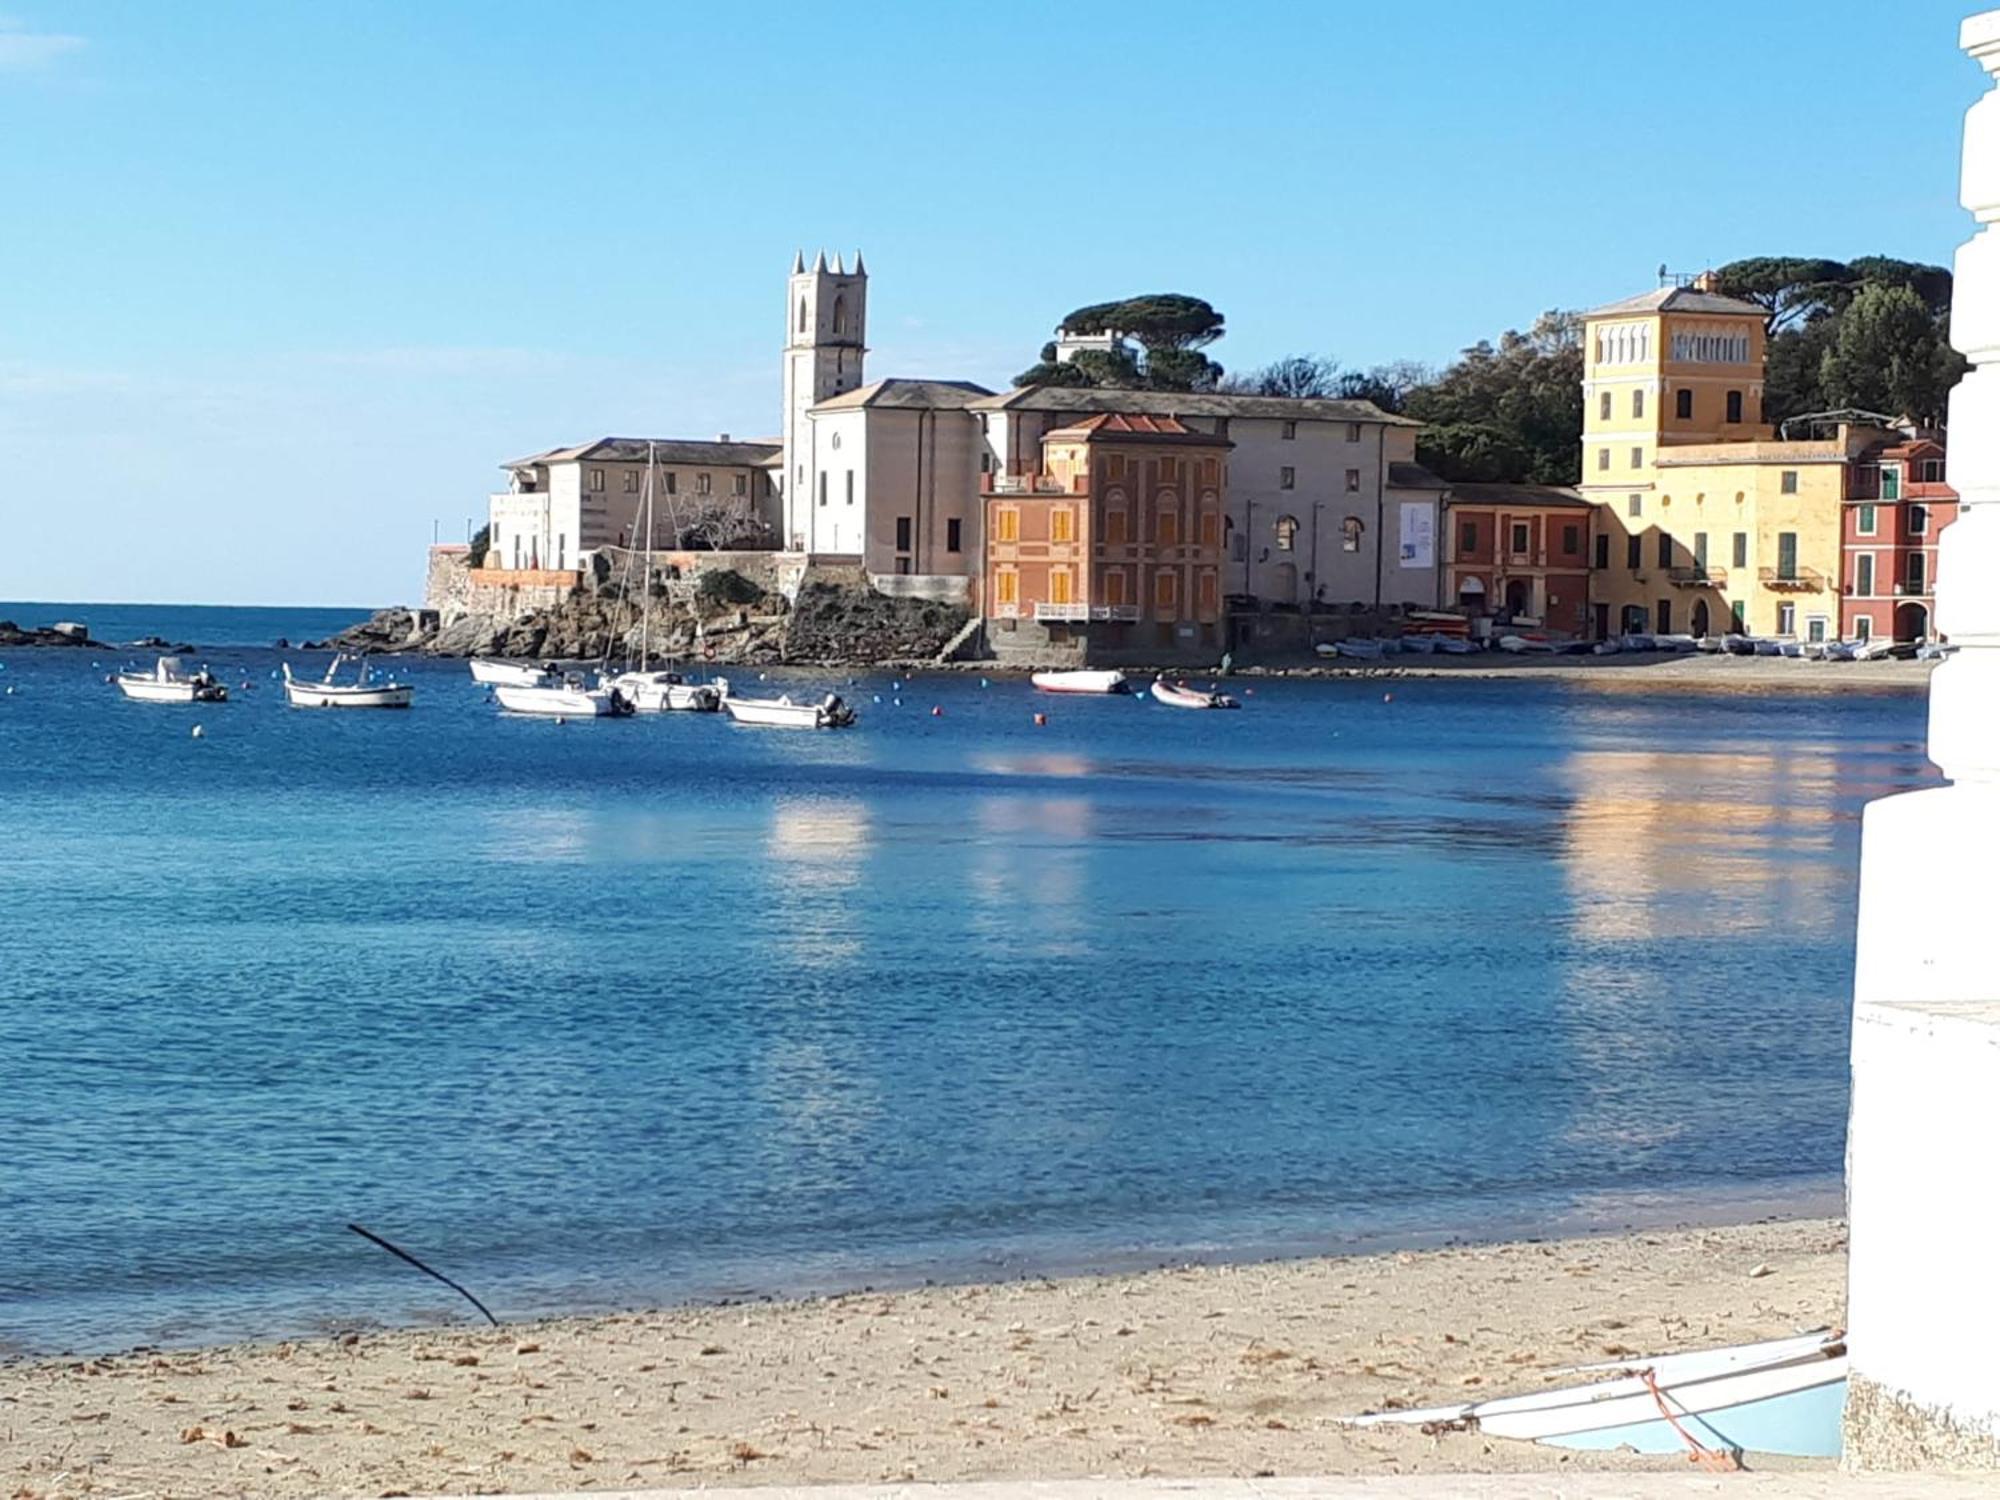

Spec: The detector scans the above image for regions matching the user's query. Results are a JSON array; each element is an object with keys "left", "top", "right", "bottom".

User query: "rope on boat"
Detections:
[
  {"left": 1641, "top": 1366, "right": 1742, "bottom": 1473},
  {"left": 346, "top": 1222, "right": 499, "bottom": 1327}
]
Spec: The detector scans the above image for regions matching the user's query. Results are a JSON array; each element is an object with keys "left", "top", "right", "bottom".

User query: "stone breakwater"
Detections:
[
  {"left": 322, "top": 554, "right": 974, "bottom": 668},
  {"left": 0, "top": 619, "right": 107, "bottom": 649}
]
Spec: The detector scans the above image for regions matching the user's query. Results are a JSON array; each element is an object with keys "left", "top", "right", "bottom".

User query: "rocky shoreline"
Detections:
[{"left": 0, "top": 619, "right": 108, "bottom": 649}]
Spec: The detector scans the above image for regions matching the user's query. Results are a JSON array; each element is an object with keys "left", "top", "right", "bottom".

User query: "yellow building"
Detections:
[{"left": 1578, "top": 281, "right": 1772, "bottom": 636}]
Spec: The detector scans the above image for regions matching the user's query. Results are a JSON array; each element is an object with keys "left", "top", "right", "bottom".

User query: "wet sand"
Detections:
[{"left": 1, "top": 1217, "right": 1847, "bottom": 1498}]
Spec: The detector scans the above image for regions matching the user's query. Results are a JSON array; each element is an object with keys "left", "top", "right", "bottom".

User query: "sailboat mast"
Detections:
[{"left": 641, "top": 443, "right": 655, "bottom": 671}]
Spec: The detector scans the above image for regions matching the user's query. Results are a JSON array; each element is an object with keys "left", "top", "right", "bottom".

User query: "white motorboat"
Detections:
[
  {"left": 1344, "top": 1329, "right": 1845, "bottom": 1460},
  {"left": 494, "top": 675, "right": 632, "bottom": 717},
  {"left": 1150, "top": 676, "right": 1240, "bottom": 710},
  {"left": 1498, "top": 634, "right": 1558, "bottom": 654},
  {"left": 283, "top": 656, "right": 414, "bottom": 709},
  {"left": 470, "top": 657, "right": 556, "bottom": 689},
  {"left": 115, "top": 656, "right": 228, "bottom": 704},
  {"left": 717, "top": 678, "right": 856, "bottom": 728},
  {"left": 602, "top": 668, "right": 719, "bottom": 713},
  {"left": 1030, "top": 669, "right": 1129, "bottom": 695}
]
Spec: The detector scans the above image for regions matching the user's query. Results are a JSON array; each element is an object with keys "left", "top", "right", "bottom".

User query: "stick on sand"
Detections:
[{"left": 346, "top": 1223, "right": 500, "bottom": 1327}]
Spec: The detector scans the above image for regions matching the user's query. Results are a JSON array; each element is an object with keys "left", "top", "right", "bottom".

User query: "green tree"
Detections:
[
  {"left": 1403, "top": 311, "right": 1584, "bottom": 484},
  {"left": 1819, "top": 282, "right": 1964, "bottom": 422},
  {"left": 1013, "top": 294, "right": 1226, "bottom": 392}
]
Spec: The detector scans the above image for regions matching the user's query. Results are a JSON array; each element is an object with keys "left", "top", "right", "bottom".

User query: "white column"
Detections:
[{"left": 1843, "top": 9, "right": 2000, "bottom": 1470}]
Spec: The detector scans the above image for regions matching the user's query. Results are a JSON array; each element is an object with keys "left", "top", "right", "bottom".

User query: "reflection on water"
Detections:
[{"left": 766, "top": 794, "right": 869, "bottom": 967}]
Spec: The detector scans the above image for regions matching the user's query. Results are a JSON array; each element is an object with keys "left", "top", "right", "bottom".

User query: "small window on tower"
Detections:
[
  {"left": 1675, "top": 389, "right": 1693, "bottom": 420},
  {"left": 1631, "top": 389, "right": 1644, "bottom": 419},
  {"left": 1599, "top": 392, "right": 1612, "bottom": 421}
]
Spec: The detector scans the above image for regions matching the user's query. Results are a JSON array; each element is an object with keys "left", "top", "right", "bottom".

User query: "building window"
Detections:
[
  {"left": 1781, "top": 470, "right": 1799, "bottom": 494},
  {"left": 1777, "top": 531, "right": 1799, "bottom": 580},
  {"left": 1341, "top": 516, "right": 1363, "bottom": 552},
  {"left": 1345, "top": 468, "right": 1362, "bottom": 492},
  {"left": 623, "top": 470, "right": 639, "bottom": 493},
  {"left": 1858, "top": 502, "right": 1877, "bottom": 535},
  {"left": 1460, "top": 519, "right": 1478, "bottom": 554},
  {"left": 1732, "top": 531, "right": 1748, "bottom": 568},
  {"left": 845, "top": 470, "right": 854, "bottom": 506},
  {"left": 589, "top": 468, "right": 605, "bottom": 492},
  {"left": 1562, "top": 523, "right": 1580, "bottom": 555},
  {"left": 1627, "top": 494, "right": 1642, "bottom": 518},
  {"left": 1675, "top": 389, "right": 1693, "bottom": 420},
  {"left": 1275, "top": 514, "right": 1299, "bottom": 551},
  {"left": 1594, "top": 534, "right": 1609, "bottom": 568},
  {"left": 1598, "top": 448, "right": 1611, "bottom": 472},
  {"left": 1909, "top": 503, "right": 1929, "bottom": 536},
  {"left": 1922, "top": 458, "right": 1945, "bottom": 483},
  {"left": 1657, "top": 532, "right": 1673, "bottom": 568},
  {"left": 1280, "top": 466, "right": 1296, "bottom": 490},
  {"left": 1281, "top": 420, "right": 1297, "bottom": 440},
  {"left": 1656, "top": 599, "right": 1672, "bottom": 634},
  {"left": 1726, "top": 390, "right": 1744, "bottom": 424},
  {"left": 818, "top": 473, "right": 828, "bottom": 508},
  {"left": 663, "top": 471, "right": 678, "bottom": 495},
  {"left": 1856, "top": 553, "right": 1875, "bottom": 596},
  {"left": 1856, "top": 614, "right": 1873, "bottom": 641},
  {"left": 1159, "top": 509, "right": 1180, "bottom": 546},
  {"left": 1510, "top": 521, "right": 1530, "bottom": 554},
  {"left": 1778, "top": 601, "right": 1796, "bottom": 636},
  {"left": 1155, "top": 570, "right": 1177, "bottom": 611},
  {"left": 1908, "top": 551, "right": 1927, "bottom": 591},
  {"left": 697, "top": 472, "right": 712, "bottom": 495},
  {"left": 733, "top": 474, "right": 747, "bottom": 497},
  {"left": 1599, "top": 392, "right": 1612, "bottom": 421},
  {"left": 1201, "top": 457, "right": 1219, "bottom": 485},
  {"left": 1732, "top": 599, "right": 1747, "bottom": 632},
  {"left": 997, "top": 507, "right": 1020, "bottom": 543},
  {"left": 1346, "top": 422, "right": 1362, "bottom": 442},
  {"left": 830, "top": 431, "right": 842, "bottom": 451},
  {"left": 1808, "top": 616, "right": 1828, "bottom": 644},
  {"left": 1881, "top": 465, "right": 1901, "bottom": 500},
  {"left": 1631, "top": 389, "right": 1645, "bottom": 419},
  {"left": 1159, "top": 457, "right": 1181, "bottom": 482},
  {"left": 1630, "top": 446, "right": 1643, "bottom": 469},
  {"left": 895, "top": 515, "right": 912, "bottom": 552},
  {"left": 996, "top": 570, "right": 1018, "bottom": 606},
  {"left": 1626, "top": 535, "right": 1642, "bottom": 569},
  {"left": 1051, "top": 507, "right": 1074, "bottom": 543},
  {"left": 1694, "top": 532, "right": 1709, "bottom": 569}
]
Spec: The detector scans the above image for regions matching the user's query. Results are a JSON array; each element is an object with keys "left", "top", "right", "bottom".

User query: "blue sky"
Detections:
[{"left": 0, "top": 0, "right": 1987, "bottom": 606}]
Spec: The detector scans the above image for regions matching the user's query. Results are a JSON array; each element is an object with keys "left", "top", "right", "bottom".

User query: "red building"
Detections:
[
  {"left": 1841, "top": 435, "right": 1957, "bottom": 644},
  {"left": 1444, "top": 484, "right": 1595, "bottom": 638}
]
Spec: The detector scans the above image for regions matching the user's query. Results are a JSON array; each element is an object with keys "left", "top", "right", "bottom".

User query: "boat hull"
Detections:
[
  {"left": 721, "top": 695, "right": 855, "bottom": 729},
  {"left": 1031, "top": 670, "right": 1129, "bottom": 695},
  {"left": 605, "top": 671, "right": 720, "bottom": 713},
  {"left": 1149, "top": 679, "right": 1239, "bottom": 710},
  {"left": 284, "top": 683, "right": 413, "bottom": 709},
  {"left": 470, "top": 658, "right": 554, "bottom": 688},
  {"left": 494, "top": 684, "right": 626, "bottom": 717},
  {"left": 116, "top": 678, "right": 223, "bottom": 704}
]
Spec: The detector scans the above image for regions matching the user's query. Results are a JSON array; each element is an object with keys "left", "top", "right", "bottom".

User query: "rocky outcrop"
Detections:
[
  {"left": 0, "top": 619, "right": 106, "bottom": 648},
  {"left": 328, "top": 560, "right": 972, "bottom": 668}
]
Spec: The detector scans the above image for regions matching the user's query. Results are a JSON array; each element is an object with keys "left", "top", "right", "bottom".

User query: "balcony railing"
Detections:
[
  {"left": 1033, "top": 602, "right": 1141, "bottom": 623},
  {"left": 1667, "top": 566, "right": 1728, "bottom": 588},
  {"left": 1894, "top": 580, "right": 1932, "bottom": 597},
  {"left": 1759, "top": 566, "right": 1825, "bottom": 592},
  {"left": 986, "top": 474, "right": 1083, "bottom": 496}
]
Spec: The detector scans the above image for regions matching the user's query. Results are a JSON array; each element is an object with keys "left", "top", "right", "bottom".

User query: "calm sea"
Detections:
[{"left": 0, "top": 604, "right": 1933, "bottom": 1356}]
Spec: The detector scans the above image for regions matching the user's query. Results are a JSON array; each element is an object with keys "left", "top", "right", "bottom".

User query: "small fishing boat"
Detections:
[
  {"left": 717, "top": 678, "right": 856, "bottom": 729},
  {"left": 1343, "top": 1329, "right": 1845, "bottom": 1461},
  {"left": 1150, "top": 677, "right": 1240, "bottom": 710},
  {"left": 1399, "top": 634, "right": 1438, "bottom": 655},
  {"left": 602, "top": 669, "right": 719, "bottom": 713},
  {"left": 1434, "top": 636, "right": 1478, "bottom": 655},
  {"left": 115, "top": 656, "right": 227, "bottom": 704},
  {"left": 1030, "top": 669, "right": 1129, "bottom": 695},
  {"left": 469, "top": 658, "right": 555, "bottom": 689},
  {"left": 1332, "top": 638, "right": 1387, "bottom": 660},
  {"left": 283, "top": 656, "right": 413, "bottom": 709},
  {"left": 1497, "top": 634, "right": 1557, "bottom": 654},
  {"left": 494, "top": 675, "right": 631, "bottom": 717}
]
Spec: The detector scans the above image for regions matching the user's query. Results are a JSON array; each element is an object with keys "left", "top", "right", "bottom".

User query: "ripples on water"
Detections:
[{"left": 0, "top": 623, "right": 1935, "bottom": 1354}]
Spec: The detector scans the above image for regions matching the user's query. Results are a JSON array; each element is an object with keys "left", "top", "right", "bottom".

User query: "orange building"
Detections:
[
  {"left": 1444, "top": 484, "right": 1595, "bottom": 637},
  {"left": 983, "top": 413, "right": 1230, "bottom": 664}
]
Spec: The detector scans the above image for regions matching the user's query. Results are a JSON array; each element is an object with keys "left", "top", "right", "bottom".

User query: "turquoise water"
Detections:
[{"left": 0, "top": 605, "right": 1933, "bottom": 1356}]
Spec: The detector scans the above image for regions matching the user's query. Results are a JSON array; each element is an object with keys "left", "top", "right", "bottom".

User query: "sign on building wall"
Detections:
[{"left": 1398, "top": 503, "right": 1435, "bottom": 570}]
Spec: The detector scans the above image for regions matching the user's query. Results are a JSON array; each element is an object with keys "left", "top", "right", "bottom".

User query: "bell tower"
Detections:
[{"left": 780, "top": 248, "right": 868, "bottom": 549}]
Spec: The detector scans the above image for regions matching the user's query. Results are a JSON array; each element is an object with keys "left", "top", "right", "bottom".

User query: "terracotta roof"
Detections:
[
  {"left": 1387, "top": 461, "right": 1449, "bottom": 490},
  {"left": 1043, "top": 412, "right": 1232, "bottom": 446},
  {"left": 1584, "top": 286, "right": 1768, "bottom": 320},
  {"left": 1445, "top": 483, "right": 1595, "bottom": 511},
  {"left": 810, "top": 378, "right": 995, "bottom": 413},
  {"left": 969, "top": 386, "right": 1418, "bottom": 426},
  {"left": 505, "top": 437, "right": 780, "bottom": 469}
]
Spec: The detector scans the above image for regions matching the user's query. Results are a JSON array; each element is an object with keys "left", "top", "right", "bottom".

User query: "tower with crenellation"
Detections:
[{"left": 780, "top": 249, "right": 867, "bottom": 549}]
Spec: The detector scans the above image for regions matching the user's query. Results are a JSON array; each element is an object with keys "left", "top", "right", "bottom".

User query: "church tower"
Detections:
[{"left": 780, "top": 249, "right": 868, "bottom": 549}]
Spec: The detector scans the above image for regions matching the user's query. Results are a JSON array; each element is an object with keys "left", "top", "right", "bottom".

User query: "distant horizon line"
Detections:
[{"left": 0, "top": 597, "right": 375, "bottom": 612}]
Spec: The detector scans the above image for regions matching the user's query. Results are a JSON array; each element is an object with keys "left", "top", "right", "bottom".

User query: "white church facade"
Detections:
[{"left": 485, "top": 250, "right": 1446, "bottom": 622}]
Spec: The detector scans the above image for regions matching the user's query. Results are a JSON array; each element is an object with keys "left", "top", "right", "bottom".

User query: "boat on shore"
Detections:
[
  {"left": 1031, "top": 669, "right": 1129, "bottom": 695},
  {"left": 494, "top": 675, "right": 631, "bottom": 718},
  {"left": 717, "top": 678, "right": 856, "bottom": 729},
  {"left": 114, "top": 657, "right": 227, "bottom": 704},
  {"left": 602, "top": 668, "right": 720, "bottom": 713},
  {"left": 1344, "top": 1329, "right": 1846, "bottom": 1460},
  {"left": 470, "top": 658, "right": 555, "bottom": 689},
  {"left": 283, "top": 656, "right": 413, "bottom": 709},
  {"left": 1150, "top": 677, "right": 1240, "bottom": 710}
]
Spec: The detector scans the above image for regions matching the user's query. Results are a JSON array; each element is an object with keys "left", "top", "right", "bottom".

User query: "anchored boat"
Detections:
[
  {"left": 283, "top": 656, "right": 414, "bottom": 709},
  {"left": 1150, "top": 676, "right": 1240, "bottom": 710},
  {"left": 602, "top": 668, "right": 719, "bottom": 714},
  {"left": 716, "top": 678, "right": 856, "bottom": 729},
  {"left": 493, "top": 674, "right": 631, "bottom": 717},
  {"left": 469, "top": 658, "right": 556, "bottom": 689},
  {"left": 1030, "top": 670, "right": 1129, "bottom": 695},
  {"left": 114, "top": 657, "right": 228, "bottom": 704},
  {"left": 1344, "top": 1329, "right": 1846, "bottom": 1461}
]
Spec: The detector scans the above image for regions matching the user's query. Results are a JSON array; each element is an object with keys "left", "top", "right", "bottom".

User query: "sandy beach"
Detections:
[{"left": 2, "top": 1217, "right": 1847, "bottom": 1498}]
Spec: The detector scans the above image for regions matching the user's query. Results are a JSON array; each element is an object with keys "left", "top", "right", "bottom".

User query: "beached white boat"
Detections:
[
  {"left": 283, "top": 656, "right": 413, "bottom": 709},
  {"left": 115, "top": 657, "right": 228, "bottom": 704},
  {"left": 1435, "top": 636, "right": 1478, "bottom": 655},
  {"left": 1345, "top": 1329, "right": 1846, "bottom": 1460},
  {"left": 1150, "top": 677, "right": 1240, "bottom": 710},
  {"left": 1497, "top": 634, "right": 1557, "bottom": 654},
  {"left": 1030, "top": 669, "right": 1129, "bottom": 695},
  {"left": 1333, "top": 638, "right": 1387, "bottom": 660},
  {"left": 469, "top": 658, "right": 555, "bottom": 689},
  {"left": 717, "top": 678, "right": 856, "bottom": 729},
  {"left": 602, "top": 668, "right": 719, "bottom": 713},
  {"left": 494, "top": 675, "right": 631, "bottom": 717}
]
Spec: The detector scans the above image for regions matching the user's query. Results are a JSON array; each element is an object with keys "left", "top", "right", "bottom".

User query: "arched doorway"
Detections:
[
  {"left": 1895, "top": 601, "right": 1929, "bottom": 643},
  {"left": 1692, "top": 599, "right": 1711, "bottom": 637},
  {"left": 1504, "top": 578, "right": 1531, "bottom": 618}
]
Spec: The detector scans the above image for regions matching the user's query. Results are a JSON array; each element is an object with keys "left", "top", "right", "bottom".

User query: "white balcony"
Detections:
[{"left": 1032, "top": 602, "right": 1141, "bottom": 623}]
